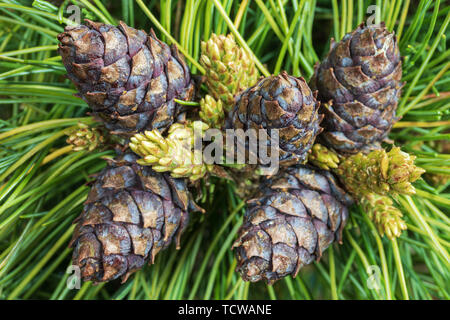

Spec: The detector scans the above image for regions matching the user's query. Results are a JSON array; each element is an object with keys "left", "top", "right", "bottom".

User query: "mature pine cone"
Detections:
[
  {"left": 58, "top": 20, "right": 194, "bottom": 136},
  {"left": 227, "top": 72, "right": 323, "bottom": 165},
  {"left": 233, "top": 165, "right": 353, "bottom": 283},
  {"left": 70, "top": 153, "right": 200, "bottom": 283},
  {"left": 310, "top": 22, "right": 403, "bottom": 154}
]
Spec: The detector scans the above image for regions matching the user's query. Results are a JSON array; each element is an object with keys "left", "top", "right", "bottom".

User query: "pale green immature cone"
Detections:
[
  {"left": 66, "top": 123, "right": 104, "bottom": 152},
  {"left": 336, "top": 147, "right": 425, "bottom": 197},
  {"left": 361, "top": 193, "right": 407, "bottom": 239},
  {"left": 386, "top": 147, "right": 426, "bottom": 194},
  {"left": 308, "top": 144, "right": 340, "bottom": 170},
  {"left": 200, "top": 33, "right": 259, "bottom": 111},
  {"left": 199, "top": 95, "right": 225, "bottom": 128},
  {"left": 129, "top": 121, "right": 212, "bottom": 181}
]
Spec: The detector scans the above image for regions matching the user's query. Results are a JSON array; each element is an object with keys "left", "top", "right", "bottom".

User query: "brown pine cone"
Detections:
[
  {"left": 70, "top": 153, "right": 201, "bottom": 283},
  {"left": 233, "top": 165, "right": 353, "bottom": 283},
  {"left": 310, "top": 22, "right": 403, "bottom": 154},
  {"left": 58, "top": 20, "right": 195, "bottom": 137},
  {"left": 227, "top": 72, "right": 323, "bottom": 166}
]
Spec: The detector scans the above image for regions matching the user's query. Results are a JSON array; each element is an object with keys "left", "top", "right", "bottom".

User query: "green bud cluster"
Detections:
[
  {"left": 308, "top": 143, "right": 340, "bottom": 170},
  {"left": 336, "top": 147, "right": 425, "bottom": 197},
  {"left": 66, "top": 123, "right": 104, "bottom": 152},
  {"left": 200, "top": 33, "right": 259, "bottom": 111},
  {"left": 130, "top": 121, "right": 211, "bottom": 181},
  {"left": 308, "top": 144, "right": 425, "bottom": 239},
  {"left": 361, "top": 193, "right": 407, "bottom": 239},
  {"left": 199, "top": 95, "right": 224, "bottom": 129}
]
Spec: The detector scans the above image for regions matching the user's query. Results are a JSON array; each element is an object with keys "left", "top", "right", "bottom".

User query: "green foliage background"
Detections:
[{"left": 0, "top": 0, "right": 448, "bottom": 300}]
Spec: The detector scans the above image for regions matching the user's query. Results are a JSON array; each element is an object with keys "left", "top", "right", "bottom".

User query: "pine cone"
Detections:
[
  {"left": 311, "top": 22, "right": 403, "bottom": 154},
  {"left": 200, "top": 33, "right": 259, "bottom": 110},
  {"left": 233, "top": 165, "right": 353, "bottom": 283},
  {"left": 227, "top": 72, "right": 323, "bottom": 166},
  {"left": 228, "top": 165, "right": 263, "bottom": 200},
  {"left": 58, "top": 20, "right": 194, "bottom": 137},
  {"left": 70, "top": 153, "right": 201, "bottom": 283}
]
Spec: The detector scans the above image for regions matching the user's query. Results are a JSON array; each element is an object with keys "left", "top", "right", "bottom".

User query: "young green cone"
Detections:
[
  {"left": 308, "top": 144, "right": 423, "bottom": 239},
  {"left": 361, "top": 193, "right": 406, "bottom": 239},
  {"left": 309, "top": 144, "right": 424, "bottom": 197},
  {"left": 308, "top": 143, "right": 340, "bottom": 170},
  {"left": 129, "top": 121, "right": 211, "bottom": 181},
  {"left": 337, "top": 147, "right": 425, "bottom": 197},
  {"left": 66, "top": 123, "right": 104, "bottom": 152},
  {"left": 199, "top": 95, "right": 225, "bottom": 128},
  {"left": 200, "top": 33, "right": 259, "bottom": 111}
]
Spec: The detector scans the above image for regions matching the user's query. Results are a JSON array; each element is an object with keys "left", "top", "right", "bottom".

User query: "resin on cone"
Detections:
[
  {"left": 311, "top": 22, "right": 403, "bottom": 154},
  {"left": 233, "top": 165, "right": 353, "bottom": 283},
  {"left": 227, "top": 72, "right": 323, "bottom": 166},
  {"left": 70, "top": 153, "right": 201, "bottom": 283},
  {"left": 58, "top": 20, "right": 194, "bottom": 136}
]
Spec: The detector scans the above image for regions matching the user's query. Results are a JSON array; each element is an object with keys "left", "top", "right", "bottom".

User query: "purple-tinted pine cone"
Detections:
[
  {"left": 310, "top": 22, "right": 403, "bottom": 154},
  {"left": 227, "top": 71, "right": 323, "bottom": 165},
  {"left": 70, "top": 153, "right": 201, "bottom": 283},
  {"left": 58, "top": 20, "right": 194, "bottom": 136},
  {"left": 233, "top": 165, "right": 353, "bottom": 283}
]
